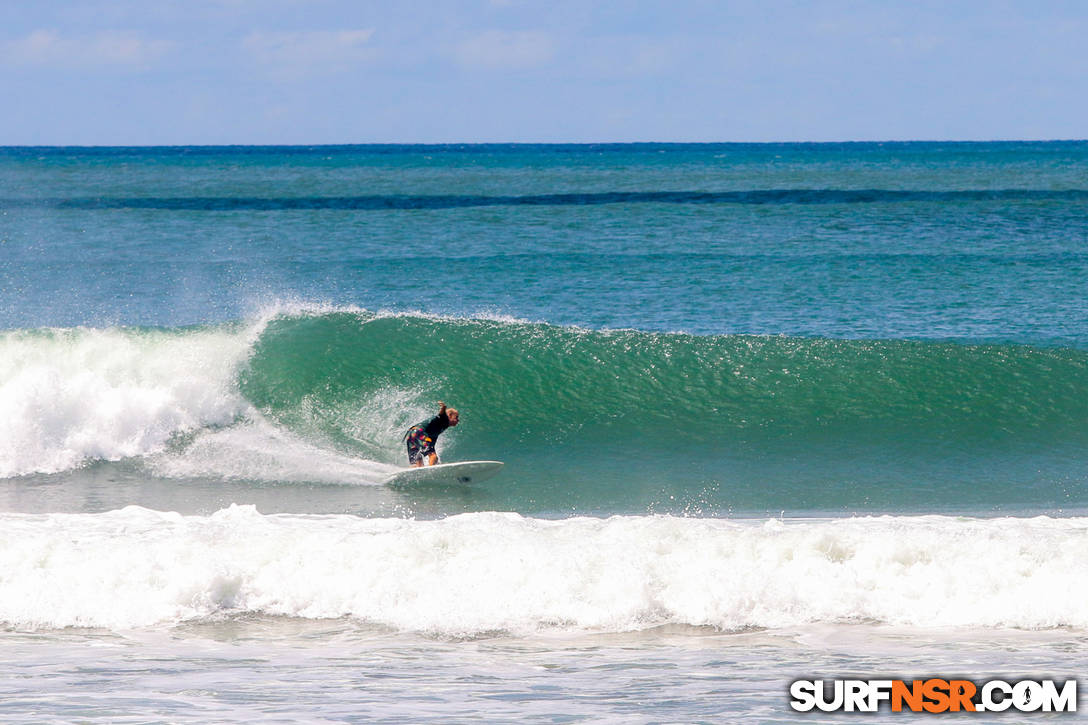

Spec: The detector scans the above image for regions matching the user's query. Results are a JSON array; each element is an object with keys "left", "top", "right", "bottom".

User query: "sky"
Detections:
[{"left": 1, "top": 0, "right": 1085, "bottom": 145}]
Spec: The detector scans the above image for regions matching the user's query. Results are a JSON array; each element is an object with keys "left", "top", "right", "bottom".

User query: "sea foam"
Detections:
[
  {"left": 0, "top": 326, "right": 254, "bottom": 477},
  {"left": 2, "top": 507, "right": 1086, "bottom": 634}
]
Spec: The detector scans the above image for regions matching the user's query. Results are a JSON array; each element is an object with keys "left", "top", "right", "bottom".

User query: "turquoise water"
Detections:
[
  {"left": 4, "top": 142, "right": 1088, "bottom": 515},
  {"left": 2, "top": 142, "right": 1088, "bottom": 722},
  {"left": 4, "top": 143, "right": 1088, "bottom": 342}
]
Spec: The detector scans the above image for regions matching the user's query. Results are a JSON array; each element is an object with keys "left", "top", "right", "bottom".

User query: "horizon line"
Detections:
[{"left": 2, "top": 138, "right": 1087, "bottom": 150}]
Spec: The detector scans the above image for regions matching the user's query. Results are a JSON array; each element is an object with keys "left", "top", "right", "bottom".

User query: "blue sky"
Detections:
[{"left": 1, "top": 0, "right": 1085, "bottom": 144}]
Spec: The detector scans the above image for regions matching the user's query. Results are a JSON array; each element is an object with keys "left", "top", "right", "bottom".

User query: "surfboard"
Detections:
[{"left": 382, "top": 460, "right": 504, "bottom": 486}]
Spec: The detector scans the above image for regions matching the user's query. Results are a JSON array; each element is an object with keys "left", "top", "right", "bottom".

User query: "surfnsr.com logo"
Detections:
[{"left": 789, "top": 679, "right": 1077, "bottom": 713}]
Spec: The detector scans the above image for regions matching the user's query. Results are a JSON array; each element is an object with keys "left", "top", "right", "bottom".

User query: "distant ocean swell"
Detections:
[
  {"left": 4, "top": 189, "right": 1088, "bottom": 210},
  {"left": 2, "top": 505, "right": 1086, "bottom": 633},
  {"left": 3, "top": 309, "right": 1088, "bottom": 492}
]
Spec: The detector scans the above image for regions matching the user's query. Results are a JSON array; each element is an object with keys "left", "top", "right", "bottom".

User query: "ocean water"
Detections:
[{"left": 2, "top": 142, "right": 1088, "bottom": 721}]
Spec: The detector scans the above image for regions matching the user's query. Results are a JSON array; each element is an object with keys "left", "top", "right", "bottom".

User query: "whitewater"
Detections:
[
  {"left": 4, "top": 142, "right": 1088, "bottom": 722},
  {"left": 4, "top": 506, "right": 1088, "bottom": 633}
]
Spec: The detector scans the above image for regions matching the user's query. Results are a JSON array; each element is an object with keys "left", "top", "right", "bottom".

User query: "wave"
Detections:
[
  {"left": 4, "top": 308, "right": 1088, "bottom": 511},
  {"left": 5, "top": 189, "right": 1088, "bottom": 210},
  {"left": 0, "top": 324, "right": 254, "bottom": 478},
  {"left": 2, "top": 506, "right": 1086, "bottom": 633},
  {"left": 241, "top": 310, "right": 1088, "bottom": 449}
]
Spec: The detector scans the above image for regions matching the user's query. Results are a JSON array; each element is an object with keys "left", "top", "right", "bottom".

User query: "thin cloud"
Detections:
[
  {"left": 454, "top": 30, "right": 554, "bottom": 70},
  {"left": 3, "top": 29, "right": 174, "bottom": 68},
  {"left": 580, "top": 35, "right": 678, "bottom": 78},
  {"left": 242, "top": 29, "right": 377, "bottom": 77}
]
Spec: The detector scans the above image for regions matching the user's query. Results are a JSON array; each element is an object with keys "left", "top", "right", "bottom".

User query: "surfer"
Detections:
[{"left": 404, "top": 402, "right": 459, "bottom": 466}]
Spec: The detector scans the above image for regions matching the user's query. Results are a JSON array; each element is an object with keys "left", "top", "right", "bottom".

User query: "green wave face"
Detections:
[{"left": 238, "top": 312, "right": 1088, "bottom": 514}]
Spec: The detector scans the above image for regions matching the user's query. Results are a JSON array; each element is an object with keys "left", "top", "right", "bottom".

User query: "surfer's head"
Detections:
[{"left": 447, "top": 408, "right": 460, "bottom": 426}]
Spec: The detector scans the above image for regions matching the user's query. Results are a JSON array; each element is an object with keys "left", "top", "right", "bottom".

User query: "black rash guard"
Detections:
[{"left": 419, "top": 411, "right": 450, "bottom": 440}]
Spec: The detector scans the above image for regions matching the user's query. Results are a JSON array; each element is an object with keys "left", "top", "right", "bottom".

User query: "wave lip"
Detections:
[{"left": 2, "top": 506, "right": 1086, "bottom": 634}]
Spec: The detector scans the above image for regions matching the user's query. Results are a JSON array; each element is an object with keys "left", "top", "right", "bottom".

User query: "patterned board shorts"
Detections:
[{"left": 405, "top": 426, "right": 435, "bottom": 464}]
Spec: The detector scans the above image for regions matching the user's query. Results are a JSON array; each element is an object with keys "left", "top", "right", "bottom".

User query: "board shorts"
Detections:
[{"left": 405, "top": 425, "right": 435, "bottom": 464}]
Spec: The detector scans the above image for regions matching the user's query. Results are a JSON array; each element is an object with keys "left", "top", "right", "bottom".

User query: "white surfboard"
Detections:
[{"left": 382, "top": 460, "right": 504, "bottom": 486}]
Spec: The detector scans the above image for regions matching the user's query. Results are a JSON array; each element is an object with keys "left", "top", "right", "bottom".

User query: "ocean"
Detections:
[{"left": 2, "top": 142, "right": 1087, "bottom": 721}]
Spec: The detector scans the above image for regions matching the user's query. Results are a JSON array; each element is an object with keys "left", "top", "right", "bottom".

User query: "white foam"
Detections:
[
  {"left": 145, "top": 382, "right": 435, "bottom": 482},
  {"left": 146, "top": 416, "right": 397, "bottom": 484},
  {"left": 243, "top": 297, "right": 536, "bottom": 328},
  {"left": 3, "top": 509, "right": 1088, "bottom": 634},
  {"left": 0, "top": 306, "right": 462, "bottom": 479},
  {"left": 0, "top": 326, "right": 256, "bottom": 477}
]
